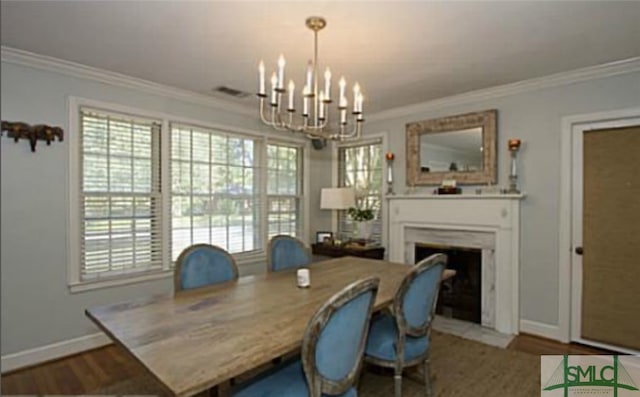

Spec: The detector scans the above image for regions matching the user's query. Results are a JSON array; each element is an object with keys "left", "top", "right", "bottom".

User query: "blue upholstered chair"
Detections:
[
  {"left": 232, "top": 277, "right": 380, "bottom": 397},
  {"left": 174, "top": 244, "right": 239, "bottom": 291},
  {"left": 364, "top": 253, "right": 447, "bottom": 397},
  {"left": 267, "top": 235, "right": 312, "bottom": 272}
]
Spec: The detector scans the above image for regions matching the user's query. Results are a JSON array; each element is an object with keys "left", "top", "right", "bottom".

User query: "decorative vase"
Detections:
[{"left": 356, "top": 220, "right": 374, "bottom": 240}]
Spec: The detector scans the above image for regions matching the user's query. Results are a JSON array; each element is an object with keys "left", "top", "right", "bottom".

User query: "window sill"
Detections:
[{"left": 69, "top": 270, "right": 173, "bottom": 294}]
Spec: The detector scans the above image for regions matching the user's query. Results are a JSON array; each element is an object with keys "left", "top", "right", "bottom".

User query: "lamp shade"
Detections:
[{"left": 320, "top": 187, "right": 355, "bottom": 210}]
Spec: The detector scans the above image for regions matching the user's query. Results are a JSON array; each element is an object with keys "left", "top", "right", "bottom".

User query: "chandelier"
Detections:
[{"left": 257, "top": 17, "right": 364, "bottom": 141}]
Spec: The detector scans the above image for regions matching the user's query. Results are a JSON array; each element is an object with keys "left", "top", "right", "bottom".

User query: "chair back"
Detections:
[
  {"left": 267, "top": 235, "right": 311, "bottom": 272},
  {"left": 174, "top": 244, "right": 239, "bottom": 291},
  {"left": 393, "top": 253, "right": 447, "bottom": 338},
  {"left": 302, "top": 277, "right": 379, "bottom": 396}
]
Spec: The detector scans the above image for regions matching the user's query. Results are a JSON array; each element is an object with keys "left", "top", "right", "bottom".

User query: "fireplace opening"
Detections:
[{"left": 415, "top": 243, "right": 482, "bottom": 324}]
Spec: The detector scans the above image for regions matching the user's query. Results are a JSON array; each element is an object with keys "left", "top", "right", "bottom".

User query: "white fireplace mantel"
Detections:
[{"left": 386, "top": 194, "right": 524, "bottom": 335}]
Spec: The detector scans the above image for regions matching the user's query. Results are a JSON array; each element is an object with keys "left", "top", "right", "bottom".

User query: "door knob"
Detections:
[{"left": 575, "top": 246, "right": 583, "bottom": 255}]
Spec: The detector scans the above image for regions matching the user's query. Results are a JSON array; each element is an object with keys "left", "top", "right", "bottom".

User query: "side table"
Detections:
[{"left": 311, "top": 243, "right": 385, "bottom": 260}]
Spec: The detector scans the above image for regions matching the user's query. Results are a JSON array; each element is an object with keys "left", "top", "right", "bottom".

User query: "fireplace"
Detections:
[
  {"left": 386, "top": 194, "right": 523, "bottom": 334},
  {"left": 403, "top": 226, "right": 496, "bottom": 328},
  {"left": 415, "top": 244, "right": 482, "bottom": 324}
]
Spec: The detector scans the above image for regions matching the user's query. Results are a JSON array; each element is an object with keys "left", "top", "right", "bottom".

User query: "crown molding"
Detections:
[
  {"left": 1, "top": 46, "right": 254, "bottom": 118},
  {"left": 4, "top": 46, "right": 638, "bottom": 124},
  {"left": 368, "top": 57, "right": 640, "bottom": 122}
]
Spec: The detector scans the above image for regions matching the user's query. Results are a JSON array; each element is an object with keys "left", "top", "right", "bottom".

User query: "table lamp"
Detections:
[{"left": 320, "top": 187, "right": 356, "bottom": 243}]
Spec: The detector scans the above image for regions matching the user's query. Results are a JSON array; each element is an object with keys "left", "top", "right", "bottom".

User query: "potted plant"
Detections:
[{"left": 347, "top": 207, "right": 375, "bottom": 240}]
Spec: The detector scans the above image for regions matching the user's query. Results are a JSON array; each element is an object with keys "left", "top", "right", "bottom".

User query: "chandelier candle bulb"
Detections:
[
  {"left": 319, "top": 92, "right": 325, "bottom": 119},
  {"left": 339, "top": 77, "right": 347, "bottom": 108},
  {"left": 277, "top": 55, "right": 286, "bottom": 90},
  {"left": 258, "top": 61, "right": 266, "bottom": 96},
  {"left": 288, "top": 80, "right": 295, "bottom": 111},
  {"left": 270, "top": 73, "right": 278, "bottom": 106},
  {"left": 324, "top": 68, "right": 331, "bottom": 101},
  {"left": 340, "top": 108, "right": 347, "bottom": 125},
  {"left": 353, "top": 83, "right": 361, "bottom": 113}
]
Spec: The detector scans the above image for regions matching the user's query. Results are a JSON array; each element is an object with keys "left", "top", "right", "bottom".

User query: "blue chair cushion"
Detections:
[
  {"left": 402, "top": 263, "right": 442, "bottom": 329},
  {"left": 365, "top": 313, "right": 429, "bottom": 362},
  {"left": 270, "top": 238, "right": 311, "bottom": 272},
  {"left": 180, "top": 247, "right": 235, "bottom": 290},
  {"left": 315, "top": 290, "right": 373, "bottom": 382},
  {"left": 232, "top": 359, "right": 357, "bottom": 397}
]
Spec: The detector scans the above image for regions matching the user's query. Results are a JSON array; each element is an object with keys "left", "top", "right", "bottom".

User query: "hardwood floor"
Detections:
[
  {"left": 1, "top": 345, "right": 146, "bottom": 395},
  {"left": 1, "top": 335, "right": 611, "bottom": 395},
  {"left": 507, "top": 333, "right": 613, "bottom": 355}
]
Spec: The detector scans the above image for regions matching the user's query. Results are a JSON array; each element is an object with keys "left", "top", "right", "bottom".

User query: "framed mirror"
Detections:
[{"left": 406, "top": 109, "right": 497, "bottom": 185}]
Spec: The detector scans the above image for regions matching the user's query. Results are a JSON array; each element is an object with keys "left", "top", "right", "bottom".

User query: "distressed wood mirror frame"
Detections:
[{"left": 406, "top": 109, "right": 497, "bottom": 186}]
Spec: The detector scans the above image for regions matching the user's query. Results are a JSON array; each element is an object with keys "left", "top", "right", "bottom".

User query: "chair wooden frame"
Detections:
[
  {"left": 302, "top": 277, "right": 380, "bottom": 397},
  {"left": 266, "top": 234, "right": 312, "bottom": 273},
  {"left": 364, "top": 253, "right": 447, "bottom": 397},
  {"left": 173, "top": 243, "right": 239, "bottom": 292}
]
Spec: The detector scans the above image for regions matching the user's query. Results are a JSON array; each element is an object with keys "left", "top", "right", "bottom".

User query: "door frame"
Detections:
[{"left": 558, "top": 107, "right": 640, "bottom": 349}]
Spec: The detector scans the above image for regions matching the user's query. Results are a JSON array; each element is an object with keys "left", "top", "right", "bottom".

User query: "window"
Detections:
[
  {"left": 267, "top": 143, "right": 303, "bottom": 239},
  {"left": 337, "top": 140, "right": 383, "bottom": 242},
  {"left": 71, "top": 102, "right": 307, "bottom": 289},
  {"left": 78, "top": 108, "right": 163, "bottom": 280},
  {"left": 170, "top": 124, "right": 262, "bottom": 260}
]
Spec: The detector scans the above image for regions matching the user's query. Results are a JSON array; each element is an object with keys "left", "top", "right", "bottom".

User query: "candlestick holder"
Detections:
[
  {"left": 385, "top": 152, "right": 395, "bottom": 195},
  {"left": 507, "top": 139, "right": 522, "bottom": 194}
]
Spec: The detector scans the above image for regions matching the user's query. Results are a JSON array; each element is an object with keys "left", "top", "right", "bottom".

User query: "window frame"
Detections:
[
  {"left": 68, "top": 97, "right": 309, "bottom": 293},
  {"left": 265, "top": 140, "right": 305, "bottom": 240},
  {"left": 332, "top": 134, "right": 388, "bottom": 246}
]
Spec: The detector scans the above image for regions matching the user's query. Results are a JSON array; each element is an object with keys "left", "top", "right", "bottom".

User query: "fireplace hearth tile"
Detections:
[{"left": 433, "top": 315, "right": 513, "bottom": 349}]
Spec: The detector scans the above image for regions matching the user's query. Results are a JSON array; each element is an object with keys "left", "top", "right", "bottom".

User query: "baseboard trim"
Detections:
[
  {"left": 519, "top": 319, "right": 564, "bottom": 342},
  {"left": 1, "top": 333, "right": 112, "bottom": 373}
]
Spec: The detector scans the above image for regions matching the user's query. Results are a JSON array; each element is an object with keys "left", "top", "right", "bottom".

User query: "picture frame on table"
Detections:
[{"left": 316, "top": 231, "right": 333, "bottom": 244}]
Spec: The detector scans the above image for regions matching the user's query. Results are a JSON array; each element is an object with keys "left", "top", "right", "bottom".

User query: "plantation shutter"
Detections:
[
  {"left": 80, "top": 108, "right": 163, "bottom": 280},
  {"left": 337, "top": 140, "right": 383, "bottom": 243},
  {"left": 170, "top": 124, "right": 264, "bottom": 261}
]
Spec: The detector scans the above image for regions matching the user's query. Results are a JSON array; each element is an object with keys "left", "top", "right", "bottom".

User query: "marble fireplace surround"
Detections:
[{"left": 387, "top": 194, "right": 523, "bottom": 335}]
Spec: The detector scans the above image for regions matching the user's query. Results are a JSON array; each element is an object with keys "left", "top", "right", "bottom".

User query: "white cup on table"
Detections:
[{"left": 297, "top": 268, "right": 310, "bottom": 288}]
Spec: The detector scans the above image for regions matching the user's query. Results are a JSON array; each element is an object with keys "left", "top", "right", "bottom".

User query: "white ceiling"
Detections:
[{"left": 2, "top": 1, "right": 639, "bottom": 115}]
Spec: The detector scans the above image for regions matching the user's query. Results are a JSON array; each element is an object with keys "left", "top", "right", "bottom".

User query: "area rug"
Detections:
[{"left": 92, "top": 331, "right": 541, "bottom": 397}]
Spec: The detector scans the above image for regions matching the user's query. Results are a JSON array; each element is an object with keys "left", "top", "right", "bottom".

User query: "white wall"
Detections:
[
  {"left": 0, "top": 58, "right": 332, "bottom": 358},
  {"left": 366, "top": 70, "right": 640, "bottom": 335}
]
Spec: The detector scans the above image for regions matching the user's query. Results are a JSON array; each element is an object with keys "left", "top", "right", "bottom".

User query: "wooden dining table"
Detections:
[{"left": 86, "top": 256, "right": 455, "bottom": 397}]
